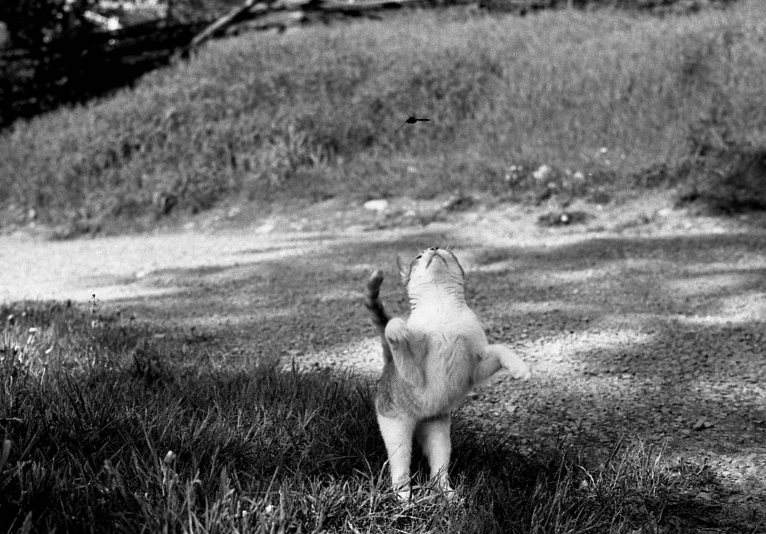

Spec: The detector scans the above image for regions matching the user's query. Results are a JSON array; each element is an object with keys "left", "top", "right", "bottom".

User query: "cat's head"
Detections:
[{"left": 399, "top": 247, "right": 466, "bottom": 298}]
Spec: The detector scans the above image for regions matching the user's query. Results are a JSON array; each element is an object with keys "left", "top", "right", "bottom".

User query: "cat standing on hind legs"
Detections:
[{"left": 365, "top": 247, "right": 531, "bottom": 500}]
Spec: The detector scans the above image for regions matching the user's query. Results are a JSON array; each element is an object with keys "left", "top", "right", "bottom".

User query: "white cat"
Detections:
[{"left": 365, "top": 247, "right": 531, "bottom": 500}]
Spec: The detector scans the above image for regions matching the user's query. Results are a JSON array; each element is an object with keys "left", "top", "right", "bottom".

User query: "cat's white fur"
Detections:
[{"left": 369, "top": 247, "right": 531, "bottom": 500}]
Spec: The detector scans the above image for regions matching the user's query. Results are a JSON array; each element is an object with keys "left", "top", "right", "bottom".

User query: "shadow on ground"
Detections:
[{"left": 97, "top": 226, "right": 766, "bottom": 519}]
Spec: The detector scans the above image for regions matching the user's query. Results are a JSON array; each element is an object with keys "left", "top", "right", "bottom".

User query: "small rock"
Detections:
[
  {"left": 537, "top": 211, "right": 589, "bottom": 227},
  {"left": 363, "top": 199, "right": 389, "bottom": 212},
  {"left": 533, "top": 164, "right": 553, "bottom": 181},
  {"left": 656, "top": 208, "right": 673, "bottom": 218},
  {"left": 256, "top": 222, "right": 275, "bottom": 234},
  {"left": 227, "top": 206, "right": 241, "bottom": 218}
]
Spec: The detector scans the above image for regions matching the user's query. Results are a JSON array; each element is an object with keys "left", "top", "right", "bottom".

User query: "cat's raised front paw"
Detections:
[
  {"left": 385, "top": 317, "right": 409, "bottom": 347},
  {"left": 503, "top": 355, "right": 531, "bottom": 381}
]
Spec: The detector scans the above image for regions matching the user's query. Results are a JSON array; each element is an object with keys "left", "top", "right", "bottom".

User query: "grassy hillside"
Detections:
[{"left": 1, "top": 1, "right": 765, "bottom": 233}]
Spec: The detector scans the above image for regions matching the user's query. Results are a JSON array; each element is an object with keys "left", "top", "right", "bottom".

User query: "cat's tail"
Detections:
[{"left": 365, "top": 270, "right": 393, "bottom": 363}]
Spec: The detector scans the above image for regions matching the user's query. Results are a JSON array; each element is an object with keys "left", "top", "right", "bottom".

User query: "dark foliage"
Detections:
[
  {"left": 0, "top": 0, "right": 97, "bottom": 49},
  {"left": 676, "top": 142, "right": 766, "bottom": 214}
]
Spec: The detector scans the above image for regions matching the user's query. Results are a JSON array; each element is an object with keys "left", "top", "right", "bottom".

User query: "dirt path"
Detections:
[{"left": 2, "top": 193, "right": 765, "bottom": 520}]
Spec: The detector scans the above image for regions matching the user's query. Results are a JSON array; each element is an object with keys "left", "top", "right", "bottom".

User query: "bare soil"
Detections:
[{"left": 2, "top": 191, "right": 765, "bottom": 523}]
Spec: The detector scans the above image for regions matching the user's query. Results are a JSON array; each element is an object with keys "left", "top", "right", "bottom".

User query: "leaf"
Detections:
[{"left": 691, "top": 418, "right": 714, "bottom": 431}]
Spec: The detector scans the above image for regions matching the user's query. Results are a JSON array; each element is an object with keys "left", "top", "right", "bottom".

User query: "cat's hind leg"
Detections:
[
  {"left": 416, "top": 414, "right": 453, "bottom": 497},
  {"left": 377, "top": 413, "right": 416, "bottom": 500}
]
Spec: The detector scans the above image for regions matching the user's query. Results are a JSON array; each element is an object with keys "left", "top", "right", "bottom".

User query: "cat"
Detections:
[{"left": 365, "top": 247, "right": 531, "bottom": 500}]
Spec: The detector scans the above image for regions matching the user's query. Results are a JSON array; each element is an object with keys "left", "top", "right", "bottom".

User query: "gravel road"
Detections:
[{"left": 2, "top": 194, "right": 764, "bottom": 518}]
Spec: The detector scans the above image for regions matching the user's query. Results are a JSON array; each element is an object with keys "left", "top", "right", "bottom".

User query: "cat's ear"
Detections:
[{"left": 397, "top": 255, "right": 412, "bottom": 286}]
